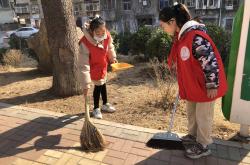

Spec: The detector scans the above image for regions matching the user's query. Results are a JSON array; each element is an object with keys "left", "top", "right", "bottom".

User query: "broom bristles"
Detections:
[{"left": 80, "top": 120, "right": 106, "bottom": 152}]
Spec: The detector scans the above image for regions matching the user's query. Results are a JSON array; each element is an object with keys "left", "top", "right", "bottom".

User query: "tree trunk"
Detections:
[
  {"left": 41, "top": 0, "right": 83, "bottom": 96},
  {"left": 27, "top": 19, "right": 52, "bottom": 74}
]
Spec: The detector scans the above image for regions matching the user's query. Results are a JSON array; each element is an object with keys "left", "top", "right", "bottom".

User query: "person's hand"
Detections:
[
  {"left": 83, "top": 88, "right": 88, "bottom": 96},
  {"left": 207, "top": 89, "right": 218, "bottom": 99},
  {"left": 112, "top": 59, "right": 118, "bottom": 64}
]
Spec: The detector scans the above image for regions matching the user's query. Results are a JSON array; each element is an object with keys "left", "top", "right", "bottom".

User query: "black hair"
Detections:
[
  {"left": 89, "top": 16, "right": 105, "bottom": 32},
  {"left": 76, "top": 17, "right": 83, "bottom": 29},
  {"left": 159, "top": 3, "right": 191, "bottom": 28}
]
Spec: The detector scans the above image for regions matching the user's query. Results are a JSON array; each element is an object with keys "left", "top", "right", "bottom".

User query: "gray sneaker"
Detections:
[
  {"left": 101, "top": 103, "right": 116, "bottom": 113},
  {"left": 185, "top": 143, "right": 211, "bottom": 159},
  {"left": 92, "top": 108, "right": 102, "bottom": 119},
  {"left": 181, "top": 134, "right": 196, "bottom": 143}
]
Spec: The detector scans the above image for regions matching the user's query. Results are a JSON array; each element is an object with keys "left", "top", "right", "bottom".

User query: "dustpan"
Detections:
[
  {"left": 111, "top": 63, "right": 134, "bottom": 72},
  {"left": 146, "top": 94, "right": 184, "bottom": 150}
]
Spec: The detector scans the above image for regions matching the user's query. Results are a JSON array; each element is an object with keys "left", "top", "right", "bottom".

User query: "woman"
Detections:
[
  {"left": 159, "top": 3, "right": 227, "bottom": 159},
  {"left": 79, "top": 16, "right": 117, "bottom": 119}
]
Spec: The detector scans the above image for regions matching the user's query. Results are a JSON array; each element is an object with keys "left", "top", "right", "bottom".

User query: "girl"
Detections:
[
  {"left": 79, "top": 16, "right": 117, "bottom": 119},
  {"left": 159, "top": 3, "right": 227, "bottom": 159}
]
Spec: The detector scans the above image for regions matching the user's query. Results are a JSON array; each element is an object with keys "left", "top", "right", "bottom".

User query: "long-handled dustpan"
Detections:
[{"left": 146, "top": 94, "right": 184, "bottom": 150}]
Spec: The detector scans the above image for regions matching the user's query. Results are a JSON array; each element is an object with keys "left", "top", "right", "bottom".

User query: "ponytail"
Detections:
[{"left": 89, "top": 15, "right": 105, "bottom": 32}]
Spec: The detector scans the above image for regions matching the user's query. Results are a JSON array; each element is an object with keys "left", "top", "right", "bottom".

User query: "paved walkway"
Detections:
[{"left": 0, "top": 102, "right": 249, "bottom": 165}]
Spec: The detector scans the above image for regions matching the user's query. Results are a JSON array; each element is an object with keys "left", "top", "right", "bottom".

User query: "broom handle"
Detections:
[
  {"left": 84, "top": 95, "right": 91, "bottom": 122},
  {"left": 167, "top": 94, "right": 179, "bottom": 132}
]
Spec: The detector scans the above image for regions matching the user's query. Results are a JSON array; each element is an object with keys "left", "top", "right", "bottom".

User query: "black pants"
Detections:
[{"left": 93, "top": 83, "right": 108, "bottom": 109}]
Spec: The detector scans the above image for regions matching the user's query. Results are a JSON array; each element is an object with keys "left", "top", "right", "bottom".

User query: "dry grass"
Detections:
[
  {"left": 149, "top": 58, "right": 178, "bottom": 111},
  {"left": 1, "top": 49, "right": 37, "bottom": 68},
  {"left": 2, "top": 49, "right": 22, "bottom": 66}
]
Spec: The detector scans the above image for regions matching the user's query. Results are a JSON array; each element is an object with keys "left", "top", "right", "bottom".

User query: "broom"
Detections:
[
  {"left": 146, "top": 94, "right": 184, "bottom": 150},
  {"left": 80, "top": 96, "right": 106, "bottom": 151}
]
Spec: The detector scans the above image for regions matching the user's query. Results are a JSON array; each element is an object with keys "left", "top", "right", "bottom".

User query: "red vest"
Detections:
[
  {"left": 168, "top": 30, "right": 228, "bottom": 102},
  {"left": 80, "top": 32, "right": 110, "bottom": 81}
]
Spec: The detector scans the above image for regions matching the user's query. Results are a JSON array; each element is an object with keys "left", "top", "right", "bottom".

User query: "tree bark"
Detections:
[
  {"left": 41, "top": 0, "right": 83, "bottom": 96},
  {"left": 27, "top": 19, "right": 52, "bottom": 74}
]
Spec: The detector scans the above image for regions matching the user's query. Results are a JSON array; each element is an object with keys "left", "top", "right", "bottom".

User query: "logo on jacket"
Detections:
[{"left": 180, "top": 46, "right": 190, "bottom": 61}]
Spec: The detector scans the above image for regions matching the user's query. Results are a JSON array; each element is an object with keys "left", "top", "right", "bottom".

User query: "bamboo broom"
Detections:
[{"left": 80, "top": 96, "right": 106, "bottom": 151}]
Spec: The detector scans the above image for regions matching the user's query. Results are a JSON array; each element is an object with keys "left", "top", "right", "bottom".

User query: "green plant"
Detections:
[
  {"left": 206, "top": 24, "right": 231, "bottom": 64},
  {"left": 130, "top": 26, "right": 152, "bottom": 55},
  {"left": 110, "top": 30, "right": 119, "bottom": 51},
  {"left": 117, "top": 32, "right": 132, "bottom": 55},
  {"left": 146, "top": 28, "right": 172, "bottom": 62},
  {"left": 0, "top": 48, "right": 7, "bottom": 64},
  {"left": 8, "top": 35, "right": 28, "bottom": 50}
]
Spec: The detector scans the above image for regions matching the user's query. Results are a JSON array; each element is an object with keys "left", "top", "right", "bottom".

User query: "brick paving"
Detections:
[{"left": 0, "top": 102, "right": 249, "bottom": 165}]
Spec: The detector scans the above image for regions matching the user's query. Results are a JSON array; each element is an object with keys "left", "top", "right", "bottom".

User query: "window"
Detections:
[
  {"left": 225, "top": 0, "right": 233, "bottom": 6},
  {"left": 103, "top": 0, "right": 115, "bottom": 10},
  {"left": 85, "top": 2, "right": 100, "bottom": 11},
  {"left": 225, "top": 18, "right": 233, "bottom": 31},
  {"left": 137, "top": 18, "right": 153, "bottom": 27},
  {"left": 122, "top": 0, "right": 131, "bottom": 11},
  {"left": 185, "top": 0, "right": 194, "bottom": 7},
  {"left": 31, "top": 5, "right": 39, "bottom": 14},
  {"left": 0, "top": 0, "right": 9, "bottom": 8},
  {"left": 196, "top": 0, "right": 204, "bottom": 9},
  {"left": 196, "top": 0, "right": 211, "bottom": 9},
  {"left": 15, "top": 3, "right": 29, "bottom": 13},
  {"left": 225, "top": 0, "right": 238, "bottom": 9},
  {"left": 74, "top": 5, "right": 79, "bottom": 11},
  {"left": 207, "top": 0, "right": 219, "bottom": 8},
  {"left": 17, "top": 28, "right": 29, "bottom": 32},
  {"left": 209, "top": 0, "right": 214, "bottom": 6},
  {"left": 159, "top": 0, "right": 169, "bottom": 10}
]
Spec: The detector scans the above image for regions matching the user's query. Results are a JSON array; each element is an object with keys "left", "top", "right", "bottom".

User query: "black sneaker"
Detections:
[
  {"left": 181, "top": 134, "right": 196, "bottom": 143},
  {"left": 185, "top": 143, "right": 211, "bottom": 159}
]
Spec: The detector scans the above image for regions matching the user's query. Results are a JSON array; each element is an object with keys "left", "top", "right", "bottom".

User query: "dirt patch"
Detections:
[{"left": 0, "top": 57, "right": 240, "bottom": 140}]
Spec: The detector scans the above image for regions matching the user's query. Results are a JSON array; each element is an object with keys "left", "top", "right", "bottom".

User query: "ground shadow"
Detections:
[
  {"left": 0, "top": 113, "right": 85, "bottom": 158},
  {"left": 108, "top": 65, "right": 153, "bottom": 87},
  {"left": 228, "top": 133, "right": 250, "bottom": 144},
  {"left": 0, "top": 89, "right": 60, "bottom": 109},
  {"left": 0, "top": 69, "right": 49, "bottom": 87},
  {"left": 135, "top": 145, "right": 250, "bottom": 165}
]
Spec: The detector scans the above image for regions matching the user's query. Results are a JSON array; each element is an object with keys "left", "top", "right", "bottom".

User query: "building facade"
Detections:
[
  {"left": 14, "top": 0, "right": 43, "bottom": 27},
  {"left": 100, "top": 0, "right": 241, "bottom": 33},
  {"left": 0, "top": 0, "right": 15, "bottom": 24},
  {"left": 1, "top": 0, "right": 242, "bottom": 32}
]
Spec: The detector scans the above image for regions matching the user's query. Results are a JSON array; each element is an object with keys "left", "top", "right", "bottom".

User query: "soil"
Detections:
[{"left": 0, "top": 55, "right": 241, "bottom": 141}]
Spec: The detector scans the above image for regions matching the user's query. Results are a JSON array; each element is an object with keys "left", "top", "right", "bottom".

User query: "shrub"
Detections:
[
  {"left": 145, "top": 28, "right": 172, "bottom": 62},
  {"left": 0, "top": 48, "right": 7, "bottom": 64},
  {"left": 206, "top": 24, "right": 231, "bottom": 64},
  {"left": 110, "top": 30, "right": 119, "bottom": 52},
  {"left": 117, "top": 32, "right": 132, "bottom": 55},
  {"left": 130, "top": 26, "right": 152, "bottom": 55},
  {"left": 8, "top": 35, "right": 28, "bottom": 50}
]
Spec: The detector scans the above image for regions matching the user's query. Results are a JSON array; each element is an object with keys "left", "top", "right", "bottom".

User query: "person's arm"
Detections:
[
  {"left": 107, "top": 36, "right": 117, "bottom": 63},
  {"left": 192, "top": 35, "right": 219, "bottom": 98},
  {"left": 79, "top": 43, "right": 91, "bottom": 91}
]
